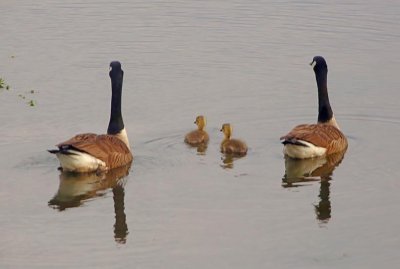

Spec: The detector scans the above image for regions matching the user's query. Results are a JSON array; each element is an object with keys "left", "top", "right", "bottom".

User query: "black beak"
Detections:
[{"left": 310, "top": 60, "right": 315, "bottom": 66}]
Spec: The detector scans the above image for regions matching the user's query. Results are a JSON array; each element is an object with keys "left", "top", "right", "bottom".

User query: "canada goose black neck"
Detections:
[
  {"left": 107, "top": 61, "right": 125, "bottom": 135},
  {"left": 312, "top": 56, "right": 333, "bottom": 124}
]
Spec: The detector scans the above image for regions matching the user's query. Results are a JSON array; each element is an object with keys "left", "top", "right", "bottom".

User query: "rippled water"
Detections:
[{"left": 1, "top": 0, "right": 400, "bottom": 268}]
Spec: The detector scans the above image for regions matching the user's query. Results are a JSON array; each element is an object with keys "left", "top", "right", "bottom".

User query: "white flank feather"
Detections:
[
  {"left": 56, "top": 150, "right": 106, "bottom": 172},
  {"left": 283, "top": 140, "right": 327, "bottom": 159}
]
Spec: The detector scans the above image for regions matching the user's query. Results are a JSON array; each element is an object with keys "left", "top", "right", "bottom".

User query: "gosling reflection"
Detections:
[
  {"left": 220, "top": 154, "right": 245, "bottom": 169},
  {"left": 185, "top": 143, "right": 208, "bottom": 155},
  {"left": 49, "top": 164, "right": 131, "bottom": 244},
  {"left": 282, "top": 151, "right": 346, "bottom": 223},
  {"left": 195, "top": 143, "right": 208, "bottom": 154}
]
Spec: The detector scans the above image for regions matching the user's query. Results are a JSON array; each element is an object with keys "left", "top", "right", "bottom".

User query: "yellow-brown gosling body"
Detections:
[
  {"left": 184, "top": 115, "right": 209, "bottom": 145},
  {"left": 48, "top": 61, "right": 133, "bottom": 172},
  {"left": 220, "top": 123, "right": 247, "bottom": 156},
  {"left": 280, "top": 56, "right": 348, "bottom": 159}
]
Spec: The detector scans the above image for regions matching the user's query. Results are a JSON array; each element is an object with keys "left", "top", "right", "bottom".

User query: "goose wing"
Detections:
[
  {"left": 280, "top": 124, "right": 347, "bottom": 154},
  {"left": 57, "top": 133, "right": 133, "bottom": 169}
]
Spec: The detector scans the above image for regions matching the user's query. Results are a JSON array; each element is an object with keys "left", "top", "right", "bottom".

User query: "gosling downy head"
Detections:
[
  {"left": 220, "top": 123, "right": 232, "bottom": 139},
  {"left": 195, "top": 115, "right": 207, "bottom": 131}
]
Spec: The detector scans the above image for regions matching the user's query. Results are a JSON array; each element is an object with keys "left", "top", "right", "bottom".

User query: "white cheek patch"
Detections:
[{"left": 283, "top": 140, "right": 326, "bottom": 159}]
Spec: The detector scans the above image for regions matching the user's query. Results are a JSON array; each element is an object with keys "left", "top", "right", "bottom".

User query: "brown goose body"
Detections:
[
  {"left": 49, "top": 61, "right": 133, "bottom": 172},
  {"left": 281, "top": 123, "right": 347, "bottom": 158},
  {"left": 55, "top": 133, "right": 133, "bottom": 171},
  {"left": 281, "top": 56, "right": 348, "bottom": 159}
]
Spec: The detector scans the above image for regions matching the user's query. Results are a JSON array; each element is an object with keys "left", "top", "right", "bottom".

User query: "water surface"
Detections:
[{"left": 1, "top": 1, "right": 400, "bottom": 268}]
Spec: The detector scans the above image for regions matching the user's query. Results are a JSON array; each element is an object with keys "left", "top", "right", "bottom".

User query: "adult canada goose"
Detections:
[
  {"left": 220, "top": 123, "right": 248, "bottom": 156},
  {"left": 49, "top": 61, "right": 133, "bottom": 172},
  {"left": 184, "top": 115, "right": 209, "bottom": 145},
  {"left": 280, "top": 56, "right": 348, "bottom": 159}
]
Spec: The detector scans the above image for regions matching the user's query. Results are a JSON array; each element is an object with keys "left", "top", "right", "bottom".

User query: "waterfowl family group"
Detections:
[
  {"left": 50, "top": 56, "right": 347, "bottom": 173},
  {"left": 184, "top": 116, "right": 248, "bottom": 156}
]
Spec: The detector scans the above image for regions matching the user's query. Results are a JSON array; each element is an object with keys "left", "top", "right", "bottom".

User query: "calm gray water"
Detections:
[{"left": 1, "top": 1, "right": 400, "bottom": 268}]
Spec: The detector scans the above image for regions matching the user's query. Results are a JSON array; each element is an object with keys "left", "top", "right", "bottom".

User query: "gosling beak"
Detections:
[{"left": 220, "top": 129, "right": 222, "bottom": 132}]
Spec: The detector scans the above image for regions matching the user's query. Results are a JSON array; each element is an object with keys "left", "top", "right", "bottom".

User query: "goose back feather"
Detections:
[
  {"left": 55, "top": 133, "right": 133, "bottom": 170},
  {"left": 281, "top": 124, "right": 347, "bottom": 158}
]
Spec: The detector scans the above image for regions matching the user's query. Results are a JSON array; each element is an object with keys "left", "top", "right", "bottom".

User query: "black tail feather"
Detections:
[
  {"left": 281, "top": 139, "right": 309, "bottom": 147},
  {"left": 48, "top": 146, "right": 80, "bottom": 155}
]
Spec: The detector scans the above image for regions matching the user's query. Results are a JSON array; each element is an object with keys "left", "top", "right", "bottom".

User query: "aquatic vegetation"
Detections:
[
  {"left": 28, "top": 100, "right": 36, "bottom": 107},
  {"left": 20, "top": 91, "right": 37, "bottom": 107},
  {"left": 0, "top": 78, "right": 10, "bottom": 90},
  {"left": 1, "top": 77, "right": 37, "bottom": 107}
]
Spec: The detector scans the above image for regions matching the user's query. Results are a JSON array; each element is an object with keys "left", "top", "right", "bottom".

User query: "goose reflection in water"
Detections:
[
  {"left": 282, "top": 151, "right": 346, "bottom": 223},
  {"left": 48, "top": 164, "right": 131, "bottom": 244},
  {"left": 192, "top": 143, "right": 208, "bottom": 155}
]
